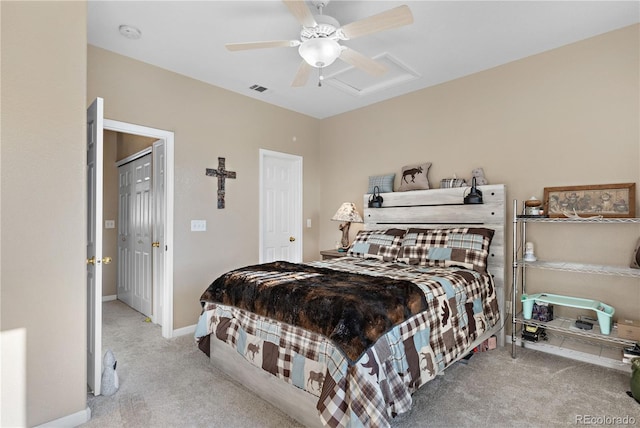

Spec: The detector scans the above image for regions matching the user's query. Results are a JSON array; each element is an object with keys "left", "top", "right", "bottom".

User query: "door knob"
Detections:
[
  {"left": 86, "top": 256, "right": 96, "bottom": 265},
  {"left": 102, "top": 256, "right": 112, "bottom": 265},
  {"left": 152, "top": 241, "right": 160, "bottom": 248},
  {"left": 289, "top": 236, "right": 296, "bottom": 242}
]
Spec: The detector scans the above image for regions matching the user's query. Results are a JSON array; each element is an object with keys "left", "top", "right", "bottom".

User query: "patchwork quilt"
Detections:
[{"left": 196, "top": 257, "right": 500, "bottom": 428}]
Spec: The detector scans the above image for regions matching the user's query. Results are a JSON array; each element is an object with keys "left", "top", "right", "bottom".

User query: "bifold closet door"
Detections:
[
  {"left": 132, "top": 155, "right": 153, "bottom": 317},
  {"left": 117, "top": 165, "right": 132, "bottom": 307},
  {"left": 117, "top": 153, "right": 153, "bottom": 317}
]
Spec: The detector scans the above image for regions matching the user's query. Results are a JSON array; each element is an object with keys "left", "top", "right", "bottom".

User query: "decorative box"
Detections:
[{"left": 532, "top": 302, "right": 553, "bottom": 322}]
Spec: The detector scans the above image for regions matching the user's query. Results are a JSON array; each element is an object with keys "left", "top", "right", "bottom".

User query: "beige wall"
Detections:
[
  {"left": 319, "top": 24, "right": 640, "bottom": 320},
  {"left": 90, "top": 24, "right": 639, "bottom": 330},
  {"left": 1, "top": 1, "right": 88, "bottom": 426},
  {"left": 1, "top": 3, "right": 637, "bottom": 425},
  {"left": 117, "top": 133, "right": 156, "bottom": 161},
  {"left": 88, "top": 47, "right": 322, "bottom": 328}
]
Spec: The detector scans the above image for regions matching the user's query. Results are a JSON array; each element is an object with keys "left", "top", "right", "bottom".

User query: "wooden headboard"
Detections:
[{"left": 362, "top": 184, "right": 506, "bottom": 345}]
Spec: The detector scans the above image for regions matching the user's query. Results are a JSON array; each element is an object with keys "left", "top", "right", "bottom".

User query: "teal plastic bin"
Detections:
[{"left": 521, "top": 293, "right": 614, "bottom": 335}]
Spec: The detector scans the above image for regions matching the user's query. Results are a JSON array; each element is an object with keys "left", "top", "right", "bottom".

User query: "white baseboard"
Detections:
[
  {"left": 102, "top": 295, "right": 117, "bottom": 302},
  {"left": 173, "top": 324, "right": 196, "bottom": 337},
  {"left": 34, "top": 406, "right": 91, "bottom": 428}
]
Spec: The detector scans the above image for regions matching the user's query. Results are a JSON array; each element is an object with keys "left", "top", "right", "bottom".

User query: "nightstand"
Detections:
[{"left": 320, "top": 249, "right": 346, "bottom": 260}]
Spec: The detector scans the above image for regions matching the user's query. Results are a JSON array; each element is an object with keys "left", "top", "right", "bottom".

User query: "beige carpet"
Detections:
[{"left": 83, "top": 300, "right": 640, "bottom": 427}]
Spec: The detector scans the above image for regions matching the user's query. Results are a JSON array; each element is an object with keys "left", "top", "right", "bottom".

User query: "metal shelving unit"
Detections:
[{"left": 510, "top": 200, "right": 640, "bottom": 369}]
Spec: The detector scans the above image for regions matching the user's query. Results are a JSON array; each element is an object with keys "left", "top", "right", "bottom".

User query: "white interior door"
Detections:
[
  {"left": 152, "top": 140, "right": 165, "bottom": 325},
  {"left": 87, "top": 97, "right": 103, "bottom": 395},
  {"left": 260, "top": 149, "right": 303, "bottom": 263}
]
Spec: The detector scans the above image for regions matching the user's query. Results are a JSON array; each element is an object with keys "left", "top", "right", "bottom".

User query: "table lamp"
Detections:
[{"left": 331, "top": 202, "right": 363, "bottom": 251}]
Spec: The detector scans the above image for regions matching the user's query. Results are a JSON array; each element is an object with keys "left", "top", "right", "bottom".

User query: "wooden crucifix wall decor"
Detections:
[{"left": 206, "top": 157, "right": 237, "bottom": 209}]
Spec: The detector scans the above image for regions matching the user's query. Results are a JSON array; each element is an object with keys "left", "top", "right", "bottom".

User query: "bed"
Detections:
[{"left": 195, "top": 184, "right": 506, "bottom": 427}]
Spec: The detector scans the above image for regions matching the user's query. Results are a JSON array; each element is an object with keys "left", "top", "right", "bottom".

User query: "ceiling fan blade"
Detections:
[
  {"left": 340, "top": 5, "right": 413, "bottom": 40},
  {"left": 225, "top": 40, "right": 300, "bottom": 51},
  {"left": 291, "top": 61, "right": 312, "bottom": 87},
  {"left": 339, "top": 47, "right": 388, "bottom": 76},
  {"left": 282, "top": 0, "right": 317, "bottom": 28}
]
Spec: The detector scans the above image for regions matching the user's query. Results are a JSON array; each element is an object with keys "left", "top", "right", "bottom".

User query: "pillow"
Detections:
[
  {"left": 347, "top": 228, "right": 406, "bottom": 262},
  {"left": 368, "top": 174, "right": 395, "bottom": 194},
  {"left": 397, "top": 227, "right": 495, "bottom": 273},
  {"left": 397, "top": 163, "right": 431, "bottom": 192}
]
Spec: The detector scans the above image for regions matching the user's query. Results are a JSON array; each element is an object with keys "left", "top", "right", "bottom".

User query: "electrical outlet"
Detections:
[
  {"left": 191, "top": 220, "right": 206, "bottom": 232},
  {"left": 505, "top": 301, "right": 512, "bottom": 314}
]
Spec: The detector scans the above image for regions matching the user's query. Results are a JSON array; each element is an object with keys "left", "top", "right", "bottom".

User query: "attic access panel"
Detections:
[{"left": 324, "top": 53, "right": 420, "bottom": 96}]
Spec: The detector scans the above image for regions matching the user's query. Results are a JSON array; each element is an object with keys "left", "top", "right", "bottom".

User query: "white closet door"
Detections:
[
  {"left": 117, "top": 165, "right": 132, "bottom": 307},
  {"left": 117, "top": 153, "right": 153, "bottom": 317},
  {"left": 132, "top": 154, "right": 153, "bottom": 317}
]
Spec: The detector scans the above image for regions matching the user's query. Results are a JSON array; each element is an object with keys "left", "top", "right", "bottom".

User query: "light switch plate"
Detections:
[
  {"left": 105, "top": 220, "right": 115, "bottom": 229},
  {"left": 191, "top": 220, "right": 206, "bottom": 232}
]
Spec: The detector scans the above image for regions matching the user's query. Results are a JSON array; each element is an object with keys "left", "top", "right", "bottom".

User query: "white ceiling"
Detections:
[{"left": 87, "top": 1, "right": 639, "bottom": 119}]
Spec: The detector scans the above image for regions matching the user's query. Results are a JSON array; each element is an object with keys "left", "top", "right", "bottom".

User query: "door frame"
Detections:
[
  {"left": 259, "top": 149, "right": 303, "bottom": 263},
  {"left": 104, "top": 119, "right": 174, "bottom": 339}
]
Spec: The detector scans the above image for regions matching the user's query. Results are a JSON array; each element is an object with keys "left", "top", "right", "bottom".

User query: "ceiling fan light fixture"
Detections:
[{"left": 298, "top": 38, "right": 342, "bottom": 68}]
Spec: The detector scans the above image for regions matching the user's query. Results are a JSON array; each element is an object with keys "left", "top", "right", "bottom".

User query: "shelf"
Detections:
[
  {"left": 509, "top": 328, "right": 631, "bottom": 373},
  {"left": 517, "top": 217, "right": 640, "bottom": 224},
  {"left": 513, "top": 314, "right": 636, "bottom": 346},
  {"left": 511, "top": 200, "right": 639, "bottom": 366},
  {"left": 515, "top": 259, "right": 640, "bottom": 277}
]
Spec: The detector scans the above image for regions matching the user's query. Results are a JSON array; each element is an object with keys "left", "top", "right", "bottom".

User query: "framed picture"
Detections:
[{"left": 543, "top": 183, "right": 636, "bottom": 218}]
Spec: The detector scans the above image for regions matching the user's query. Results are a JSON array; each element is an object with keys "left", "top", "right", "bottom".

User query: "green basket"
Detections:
[{"left": 521, "top": 293, "right": 614, "bottom": 335}]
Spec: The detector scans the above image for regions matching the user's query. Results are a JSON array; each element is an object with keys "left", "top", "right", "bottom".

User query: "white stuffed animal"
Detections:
[
  {"left": 101, "top": 349, "right": 119, "bottom": 396},
  {"left": 471, "top": 168, "right": 488, "bottom": 185}
]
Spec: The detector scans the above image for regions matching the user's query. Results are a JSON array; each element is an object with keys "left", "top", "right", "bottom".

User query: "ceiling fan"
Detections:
[{"left": 225, "top": 0, "right": 414, "bottom": 87}]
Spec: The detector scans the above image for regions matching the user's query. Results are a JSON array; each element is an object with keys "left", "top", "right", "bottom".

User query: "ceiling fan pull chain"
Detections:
[{"left": 318, "top": 67, "right": 324, "bottom": 87}]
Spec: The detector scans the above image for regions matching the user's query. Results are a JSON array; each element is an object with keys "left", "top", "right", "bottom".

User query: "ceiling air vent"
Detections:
[{"left": 249, "top": 84, "right": 268, "bottom": 93}]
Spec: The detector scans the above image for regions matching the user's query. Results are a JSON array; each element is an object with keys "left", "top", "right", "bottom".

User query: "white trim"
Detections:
[
  {"left": 115, "top": 146, "right": 152, "bottom": 167},
  {"left": 172, "top": 324, "right": 197, "bottom": 337},
  {"left": 258, "top": 149, "right": 303, "bottom": 263},
  {"left": 102, "top": 295, "right": 117, "bottom": 302},
  {"left": 103, "top": 119, "right": 175, "bottom": 339},
  {"left": 34, "top": 406, "right": 91, "bottom": 428}
]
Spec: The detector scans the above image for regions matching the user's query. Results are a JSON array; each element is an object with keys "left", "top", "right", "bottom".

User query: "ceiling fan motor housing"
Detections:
[{"left": 300, "top": 14, "right": 340, "bottom": 40}]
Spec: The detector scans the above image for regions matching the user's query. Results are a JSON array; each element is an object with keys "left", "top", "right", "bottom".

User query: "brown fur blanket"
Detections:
[{"left": 200, "top": 261, "right": 428, "bottom": 362}]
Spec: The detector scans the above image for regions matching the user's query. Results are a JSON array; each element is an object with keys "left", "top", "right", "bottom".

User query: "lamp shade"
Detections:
[
  {"left": 331, "top": 202, "right": 363, "bottom": 223},
  {"left": 298, "top": 38, "right": 342, "bottom": 68}
]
